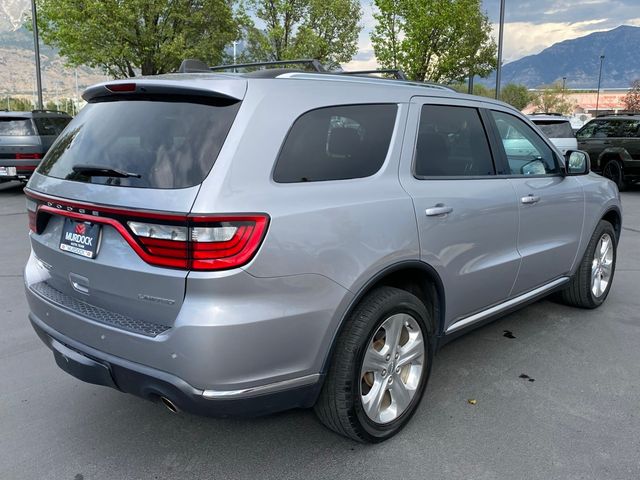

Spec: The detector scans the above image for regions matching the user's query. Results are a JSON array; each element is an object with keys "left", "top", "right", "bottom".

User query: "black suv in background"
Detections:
[
  {"left": 0, "top": 110, "right": 72, "bottom": 183},
  {"left": 576, "top": 114, "right": 640, "bottom": 190}
]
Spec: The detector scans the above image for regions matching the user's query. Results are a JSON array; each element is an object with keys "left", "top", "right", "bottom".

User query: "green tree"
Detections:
[
  {"left": 371, "top": 0, "right": 497, "bottom": 82},
  {"left": 1, "top": 97, "right": 35, "bottom": 111},
  {"left": 531, "top": 82, "right": 576, "bottom": 115},
  {"left": 500, "top": 83, "right": 532, "bottom": 110},
  {"left": 34, "top": 0, "right": 241, "bottom": 77},
  {"left": 242, "top": 0, "right": 362, "bottom": 68},
  {"left": 623, "top": 79, "right": 640, "bottom": 112}
]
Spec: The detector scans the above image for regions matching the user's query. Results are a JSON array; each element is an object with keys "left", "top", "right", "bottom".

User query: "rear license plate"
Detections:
[
  {"left": 60, "top": 218, "right": 101, "bottom": 259},
  {"left": 0, "top": 166, "right": 17, "bottom": 176}
]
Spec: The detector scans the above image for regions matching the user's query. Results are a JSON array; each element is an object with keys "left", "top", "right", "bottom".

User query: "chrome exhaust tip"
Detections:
[{"left": 159, "top": 396, "right": 179, "bottom": 414}]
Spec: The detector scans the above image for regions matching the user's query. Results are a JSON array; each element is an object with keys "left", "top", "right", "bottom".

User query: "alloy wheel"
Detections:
[
  {"left": 360, "top": 313, "right": 425, "bottom": 424},
  {"left": 591, "top": 233, "right": 614, "bottom": 298}
]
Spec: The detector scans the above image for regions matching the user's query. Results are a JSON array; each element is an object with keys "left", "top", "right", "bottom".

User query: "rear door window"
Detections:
[
  {"left": 414, "top": 105, "right": 495, "bottom": 177},
  {"left": 37, "top": 99, "right": 241, "bottom": 189},
  {"left": 0, "top": 118, "right": 36, "bottom": 136},
  {"left": 619, "top": 120, "right": 640, "bottom": 138},
  {"left": 273, "top": 104, "right": 397, "bottom": 183},
  {"left": 533, "top": 120, "right": 574, "bottom": 138}
]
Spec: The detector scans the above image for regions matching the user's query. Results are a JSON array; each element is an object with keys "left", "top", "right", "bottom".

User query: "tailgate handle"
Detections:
[{"left": 69, "top": 273, "right": 90, "bottom": 295}]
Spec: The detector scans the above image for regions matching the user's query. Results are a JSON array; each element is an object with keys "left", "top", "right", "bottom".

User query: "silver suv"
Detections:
[{"left": 24, "top": 64, "right": 621, "bottom": 443}]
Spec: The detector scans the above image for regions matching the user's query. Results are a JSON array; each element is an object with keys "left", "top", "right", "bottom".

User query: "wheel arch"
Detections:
[
  {"left": 598, "top": 148, "right": 629, "bottom": 168},
  {"left": 602, "top": 206, "right": 622, "bottom": 242},
  {"left": 320, "top": 260, "right": 446, "bottom": 374}
]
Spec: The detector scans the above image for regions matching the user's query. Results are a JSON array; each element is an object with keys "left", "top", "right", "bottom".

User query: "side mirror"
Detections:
[{"left": 565, "top": 150, "right": 590, "bottom": 175}]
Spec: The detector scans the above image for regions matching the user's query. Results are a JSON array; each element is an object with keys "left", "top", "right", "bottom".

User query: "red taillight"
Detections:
[
  {"left": 24, "top": 192, "right": 269, "bottom": 271},
  {"left": 16, "top": 153, "right": 42, "bottom": 159},
  {"left": 128, "top": 216, "right": 269, "bottom": 271},
  {"left": 190, "top": 216, "right": 269, "bottom": 270},
  {"left": 105, "top": 83, "right": 136, "bottom": 92},
  {"left": 26, "top": 197, "right": 38, "bottom": 232}
]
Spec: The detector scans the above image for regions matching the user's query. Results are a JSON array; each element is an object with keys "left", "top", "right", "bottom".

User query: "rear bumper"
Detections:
[
  {"left": 0, "top": 160, "right": 38, "bottom": 180},
  {"left": 30, "top": 312, "right": 323, "bottom": 416}
]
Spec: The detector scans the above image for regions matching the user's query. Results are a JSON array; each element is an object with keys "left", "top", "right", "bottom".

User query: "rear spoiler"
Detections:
[{"left": 83, "top": 78, "right": 247, "bottom": 103}]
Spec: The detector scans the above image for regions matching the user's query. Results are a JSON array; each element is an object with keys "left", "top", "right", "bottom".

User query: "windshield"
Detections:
[
  {"left": 533, "top": 120, "right": 574, "bottom": 139},
  {"left": 0, "top": 118, "right": 36, "bottom": 136},
  {"left": 37, "top": 98, "right": 241, "bottom": 189}
]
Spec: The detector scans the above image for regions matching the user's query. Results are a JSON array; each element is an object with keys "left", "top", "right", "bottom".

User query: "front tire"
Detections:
[
  {"left": 314, "top": 287, "right": 433, "bottom": 443},
  {"left": 559, "top": 220, "right": 617, "bottom": 308}
]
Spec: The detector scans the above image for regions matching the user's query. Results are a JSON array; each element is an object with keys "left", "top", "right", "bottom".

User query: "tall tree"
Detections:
[
  {"left": 531, "top": 82, "right": 576, "bottom": 115},
  {"left": 371, "top": 0, "right": 496, "bottom": 82},
  {"left": 500, "top": 83, "right": 533, "bottom": 111},
  {"left": 242, "top": 0, "right": 362, "bottom": 68},
  {"left": 35, "top": 0, "right": 241, "bottom": 78},
  {"left": 623, "top": 80, "right": 640, "bottom": 112}
]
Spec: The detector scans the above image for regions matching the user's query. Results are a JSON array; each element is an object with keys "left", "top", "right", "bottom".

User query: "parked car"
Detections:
[
  {"left": 0, "top": 110, "right": 72, "bottom": 183},
  {"left": 24, "top": 63, "right": 621, "bottom": 443},
  {"left": 576, "top": 114, "right": 640, "bottom": 190},
  {"left": 528, "top": 113, "right": 578, "bottom": 155}
]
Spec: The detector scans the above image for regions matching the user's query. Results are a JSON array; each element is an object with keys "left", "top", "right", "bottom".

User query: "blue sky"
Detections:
[{"left": 347, "top": 0, "right": 640, "bottom": 68}]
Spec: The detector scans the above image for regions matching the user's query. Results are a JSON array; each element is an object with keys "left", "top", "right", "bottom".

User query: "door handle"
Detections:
[
  {"left": 425, "top": 205, "right": 453, "bottom": 216},
  {"left": 521, "top": 195, "right": 540, "bottom": 205}
]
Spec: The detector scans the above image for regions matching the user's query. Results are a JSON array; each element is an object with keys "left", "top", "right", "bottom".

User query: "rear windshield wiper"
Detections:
[{"left": 72, "top": 164, "right": 141, "bottom": 178}]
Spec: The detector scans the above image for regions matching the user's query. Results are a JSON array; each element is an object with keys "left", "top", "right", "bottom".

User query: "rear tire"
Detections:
[
  {"left": 602, "top": 159, "right": 626, "bottom": 191},
  {"left": 559, "top": 220, "right": 617, "bottom": 308},
  {"left": 314, "top": 287, "right": 433, "bottom": 443}
]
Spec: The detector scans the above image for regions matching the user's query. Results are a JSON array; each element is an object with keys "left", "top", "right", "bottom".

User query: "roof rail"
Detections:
[
  {"left": 596, "top": 112, "right": 639, "bottom": 117},
  {"left": 209, "top": 59, "right": 326, "bottom": 73},
  {"left": 335, "top": 69, "right": 408, "bottom": 81},
  {"left": 31, "top": 109, "right": 69, "bottom": 115},
  {"left": 530, "top": 112, "right": 563, "bottom": 116}
]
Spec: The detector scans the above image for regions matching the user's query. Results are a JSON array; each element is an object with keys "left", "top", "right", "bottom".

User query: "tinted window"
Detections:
[
  {"left": 38, "top": 99, "right": 240, "bottom": 189},
  {"left": 533, "top": 120, "right": 574, "bottom": 138},
  {"left": 414, "top": 105, "right": 494, "bottom": 177},
  {"left": 273, "top": 104, "right": 397, "bottom": 183},
  {"left": 619, "top": 119, "right": 640, "bottom": 138},
  {"left": 0, "top": 118, "right": 35, "bottom": 136},
  {"left": 577, "top": 120, "right": 621, "bottom": 139},
  {"left": 34, "top": 117, "right": 71, "bottom": 136},
  {"left": 492, "top": 111, "right": 560, "bottom": 176}
]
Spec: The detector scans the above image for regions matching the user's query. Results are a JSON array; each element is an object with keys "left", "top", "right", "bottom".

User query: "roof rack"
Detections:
[
  {"left": 31, "top": 109, "right": 69, "bottom": 115},
  {"left": 529, "top": 112, "right": 564, "bottom": 116},
  {"left": 596, "top": 112, "right": 639, "bottom": 117},
  {"left": 335, "top": 69, "right": 408, "bottom": 81},
  {"left": 209, "top": 59, "right": 326, "bottom": 73}
]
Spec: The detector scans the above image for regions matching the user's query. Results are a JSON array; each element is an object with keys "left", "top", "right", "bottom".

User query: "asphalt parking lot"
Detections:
[{"left": 1, "top": 181, "right": 639, "bottom": 480}]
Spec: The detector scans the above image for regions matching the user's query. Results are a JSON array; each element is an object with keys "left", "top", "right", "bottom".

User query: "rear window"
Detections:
[
  {"left": 37, "top": 99, "right": 241, "bottom": 189},
  {"left": 0, "top": 118, "right": 35, "bottom": 136},
  {"left": 533, "top": 120, "right": 574, "bottom": 138},
  {"left": 273, "top": 104, "right": 397, "bottom": 183},
  {"left": 34, "top": 117, "right": 71, "bottom": 136}
]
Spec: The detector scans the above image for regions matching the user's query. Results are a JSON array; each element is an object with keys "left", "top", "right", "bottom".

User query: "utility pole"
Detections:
[
  {"left": 30, "top": 0, "right": 44, "bottom": 110},
  {"left": 495, "top": 0, "right": 505, "bottom": 100},
  {"left": 595, "top": 55, "right": 605, "bottom": 117}
]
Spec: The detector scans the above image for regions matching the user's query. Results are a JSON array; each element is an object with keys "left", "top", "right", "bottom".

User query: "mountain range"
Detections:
[{"left": 479, "top": 25, "right": 640, "bottom": 89}]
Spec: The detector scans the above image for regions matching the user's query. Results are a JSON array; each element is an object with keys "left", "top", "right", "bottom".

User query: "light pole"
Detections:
[
  {"left": 595, "top": 55, "right": 605, "bottom": 117},
  {"left": 562, "top": 76, "right": 567, "bottom": 93},
  {"left": 30, "top": 0, "right": 43, "bottom": 110},
  {"left": 495, "top": 0, "right": 506, "bottom": 99}
]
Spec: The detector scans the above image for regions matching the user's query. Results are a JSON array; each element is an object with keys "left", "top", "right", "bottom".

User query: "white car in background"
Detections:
[{"left": 528, "top": 114, "right": 578, "bottom": 154}]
